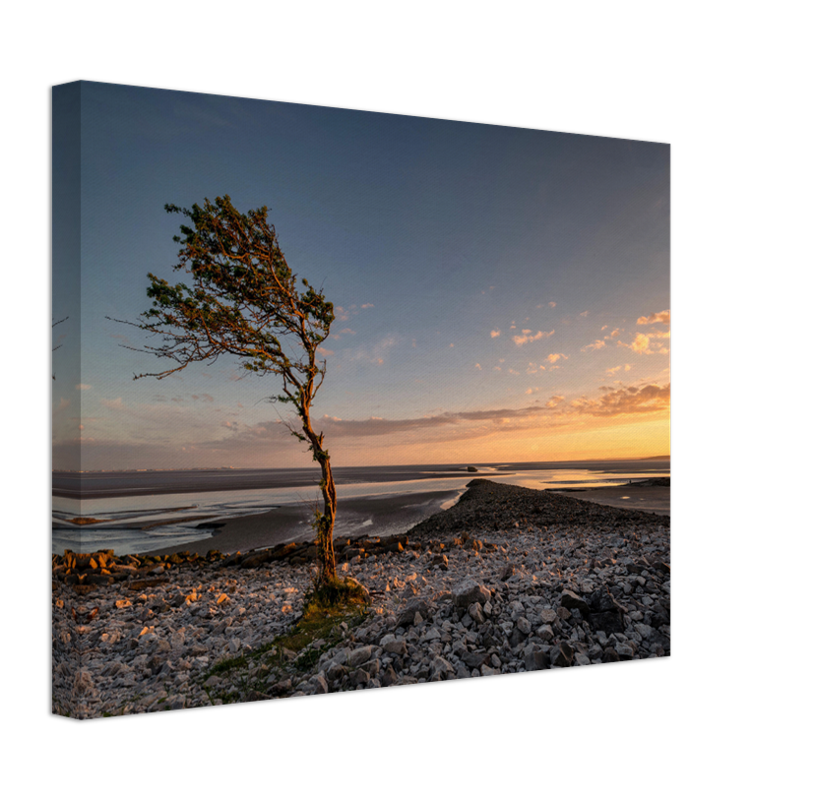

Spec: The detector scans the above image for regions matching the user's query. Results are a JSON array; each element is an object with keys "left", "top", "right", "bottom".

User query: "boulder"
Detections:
[
  {"left": 240, "top": 551, "right": 274, "bottom": 568},
  {"left": 462, "top": 651, "right": 488, "bottom": 669},
  {"left": 431, "top": 554, "right": 449, "bottom": 570},
  {"left": 396, "top": 598, "right": 430, "bottom": 628},
  {"left": 452, "top": 579, "right": 490, "bottom": 609},
  {"left": 523, "top": 644, "right": 549, "bottom": 671},
  {"left": 348, "top": 646, "right": 374, "bottom": 668},
  {"left": 551, "top": 642, "right": 574, "bottom": 668},
  {"left": 381, "top": 635, "right": 408, "bottom": 656},
  {"left": 468, "top": 602, "right": 485, "bottom": 625},
  {"left": 586, "top": 587, "right": 626, "bottom": 633},
  {"left": 560, "top": 589, "right": 591, "bottom": 617},
  {"left": 430, "top": 656, "right": 454, "bottom": 680}
]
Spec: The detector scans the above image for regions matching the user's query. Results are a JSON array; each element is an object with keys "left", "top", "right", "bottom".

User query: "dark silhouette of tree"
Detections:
[
  {"left": 113, "top": 196, "right": 339, "bottom": 586},
  {"left": 52, "top": 316, "right": 68, "bottom": 380}
]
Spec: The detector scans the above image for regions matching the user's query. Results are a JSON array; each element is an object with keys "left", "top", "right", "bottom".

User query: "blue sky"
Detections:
[{"left": 52, "top": 81, "right": 669, "bottom": 469}]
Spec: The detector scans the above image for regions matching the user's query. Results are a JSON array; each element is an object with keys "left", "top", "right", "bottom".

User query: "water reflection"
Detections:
[{"left": 52, "top": 465, "right": 668, "bottom": 554}]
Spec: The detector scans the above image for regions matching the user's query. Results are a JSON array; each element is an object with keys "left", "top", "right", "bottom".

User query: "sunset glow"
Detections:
[{"left": 52, "top": 84, "right": 669, "bottom": 470}]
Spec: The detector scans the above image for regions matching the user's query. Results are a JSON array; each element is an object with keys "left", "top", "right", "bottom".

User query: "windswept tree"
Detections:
[{"left": 115, "top": 196, "right": 339, "bottom": 586}]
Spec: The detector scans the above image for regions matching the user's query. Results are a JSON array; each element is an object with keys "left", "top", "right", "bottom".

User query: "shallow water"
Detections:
[{"left": 52, "top": 461, "right": 668, "bottom": 554}]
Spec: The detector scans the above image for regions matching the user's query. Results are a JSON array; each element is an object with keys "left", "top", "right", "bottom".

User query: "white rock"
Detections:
[{"left": 52, "top": 496, "right": 670, "bottom": 719}]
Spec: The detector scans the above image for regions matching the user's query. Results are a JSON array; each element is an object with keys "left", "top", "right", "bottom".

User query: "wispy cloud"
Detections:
[
  {"left": 154, "top": 393, "right": 215, "bottom": 404},
  {"left": 100, "top": 397, "right": 124, "bottom": 410},
  {"left": 546, "top": 353, "right": 567, "bottom": 364},
  {"left": 605, "top": 364, "right": 633, "bottom": 376},
  {"left": 491, "top": 330, "right": 501, "bottom": 338},
  {"left": 76, "top": 384, "right": 92, "bottom": 391},
  {"left": 581, "top": 339, "right": 606, "bottom": 353},
  {"left": 334, "top": 303, "right": 374, "bottom": 323},
  {"left": 513, "top": 329, "right": 554, "bottom": 346},
  {"left": 347, "top": 336, "right": 397, "bottom": 366}
]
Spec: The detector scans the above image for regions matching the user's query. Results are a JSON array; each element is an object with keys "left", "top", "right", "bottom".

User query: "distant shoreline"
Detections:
[
  {"left": 52, "top": 458, "right": 670, "bottom": 500},
  {"left": 51, "top": 455, "right": 670, "bottom": 475}
]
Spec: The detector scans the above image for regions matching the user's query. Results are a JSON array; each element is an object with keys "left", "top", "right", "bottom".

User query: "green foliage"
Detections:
[
  {"left": 302, "top": 576, "right": 370, "bottom": 616},
  {"left": 114, "top": 196, "right": 334, "bottom": 415},
  {"left": 201, "top": 604, "right": 368, "bottom": 704}
]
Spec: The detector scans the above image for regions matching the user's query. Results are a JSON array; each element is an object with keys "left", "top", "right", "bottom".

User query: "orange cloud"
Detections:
[
  {"left": 569, "top": 383, "right": 670, "bottom": 417},
  {"left": 513, "top": 330, "right": 553, "bottom": 346},
  {"left": 618, "top": 333, "right": 663, "bottom": 354},
  {"left": 637, "top": 310, "right": 670, "bottom": 325}
]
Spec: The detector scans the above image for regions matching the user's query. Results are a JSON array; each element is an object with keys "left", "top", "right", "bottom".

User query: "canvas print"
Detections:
[{"left": 52, "top": 81, "right": 670, "bottom": 719}]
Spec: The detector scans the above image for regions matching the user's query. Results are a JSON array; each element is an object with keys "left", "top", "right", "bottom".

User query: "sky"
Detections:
[{"left": 52, "top": 81, "right": 670, "bottom": 470}]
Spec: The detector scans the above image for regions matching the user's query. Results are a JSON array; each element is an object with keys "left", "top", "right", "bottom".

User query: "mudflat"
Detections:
[
  {"left": 547, "top": 479, "right": 669, "bottom": 517},
  {"left": 144, "top": 489, "right": 461, "bottom": 557},
  {"left": 142, "top": 478, "right": 669, "bottom": 557}
]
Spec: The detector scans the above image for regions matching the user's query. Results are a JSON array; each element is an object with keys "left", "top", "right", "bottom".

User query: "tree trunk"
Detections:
[
  {"left": 302, "top": 413, "right": 337, "bottom": 585},
  {"left": 314, "top": 453, "right": 337, "bottom": 585}
]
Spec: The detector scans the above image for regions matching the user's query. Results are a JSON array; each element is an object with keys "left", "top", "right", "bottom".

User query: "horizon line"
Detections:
[{"left": 52, "top": 454, "right": 670, "bottom": 474}]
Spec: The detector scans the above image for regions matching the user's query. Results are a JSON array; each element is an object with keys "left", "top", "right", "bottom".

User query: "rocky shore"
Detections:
[{"left": 52, "top": 480, "right": 670, "bottom": 719}]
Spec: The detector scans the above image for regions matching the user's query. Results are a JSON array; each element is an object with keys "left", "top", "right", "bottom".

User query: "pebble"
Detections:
[{"left": 52, "top": 480, "right": 670, "bottom": 718}]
